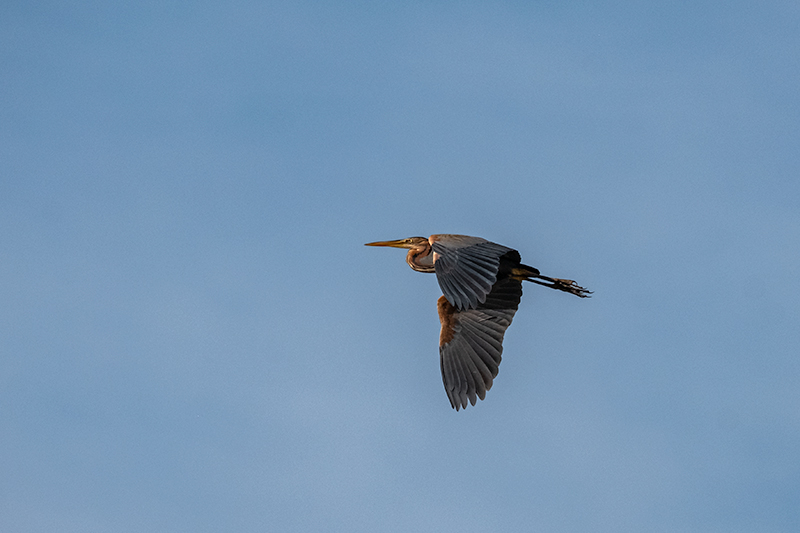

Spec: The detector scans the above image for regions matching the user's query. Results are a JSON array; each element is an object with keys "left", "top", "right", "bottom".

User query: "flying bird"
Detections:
[{"left": 365, "top": 234, "right": 590, "bottom": 411}]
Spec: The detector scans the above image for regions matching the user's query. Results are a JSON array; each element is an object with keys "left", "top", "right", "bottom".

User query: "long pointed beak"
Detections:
[{"left": 364, "top": 239, "right": 409, "bottom": 248}]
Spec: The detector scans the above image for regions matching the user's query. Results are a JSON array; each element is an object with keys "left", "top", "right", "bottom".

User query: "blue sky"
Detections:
[{"left": 2, "top": 1, "right": 799, "bottom": 531}]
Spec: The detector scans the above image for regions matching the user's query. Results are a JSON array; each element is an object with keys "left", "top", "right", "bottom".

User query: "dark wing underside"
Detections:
[
  {"left": 438, "top": 277, "right": 523, "bottom": 410},
  {"left": 431, "top": 234, "right": 517, "bottom": 311}
]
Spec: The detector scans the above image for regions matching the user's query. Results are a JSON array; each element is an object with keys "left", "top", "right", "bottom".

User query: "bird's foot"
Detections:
[{"left": 552, "top": 278, "right": 592, "bottom": 298}]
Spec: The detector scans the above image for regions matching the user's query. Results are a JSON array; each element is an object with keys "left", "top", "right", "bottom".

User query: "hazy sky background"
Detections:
[{"left": 2, "top": 2, "right": 799, "bottom": 531}]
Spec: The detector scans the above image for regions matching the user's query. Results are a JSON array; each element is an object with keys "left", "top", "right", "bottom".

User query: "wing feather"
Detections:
[
  {"left": 431, "top": 235, "right": 517, "bottom": 310},
  {"left": 438, "top": 277, "right": 524, "bottom": 410},
  {"left": 449, "top": 338, "right": 470, "bottom": 408},
  {"left": 439, "top": 343, "right": 460, "bottom": 408}
]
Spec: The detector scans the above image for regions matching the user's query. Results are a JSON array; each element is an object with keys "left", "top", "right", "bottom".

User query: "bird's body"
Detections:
[{"left": 366, "top": 234, "right": 590, "bottom": 411}]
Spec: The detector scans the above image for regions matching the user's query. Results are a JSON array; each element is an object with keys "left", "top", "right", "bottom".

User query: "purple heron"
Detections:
[{"left": 365, "top": 234, "right": 590, "bottom": 411}]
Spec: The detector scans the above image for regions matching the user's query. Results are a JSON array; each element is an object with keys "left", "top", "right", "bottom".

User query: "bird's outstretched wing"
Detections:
[
  {"left": 438, "top": 277, "right": 523, "bottom": 410},
  {"left": 431, "top": 234, "right": 517, "bottom": 311}
]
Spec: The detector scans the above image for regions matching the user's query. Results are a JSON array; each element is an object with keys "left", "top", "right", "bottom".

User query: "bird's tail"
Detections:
[{"left": 511, "top": 264, "right": 592, "bottom": 298}]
